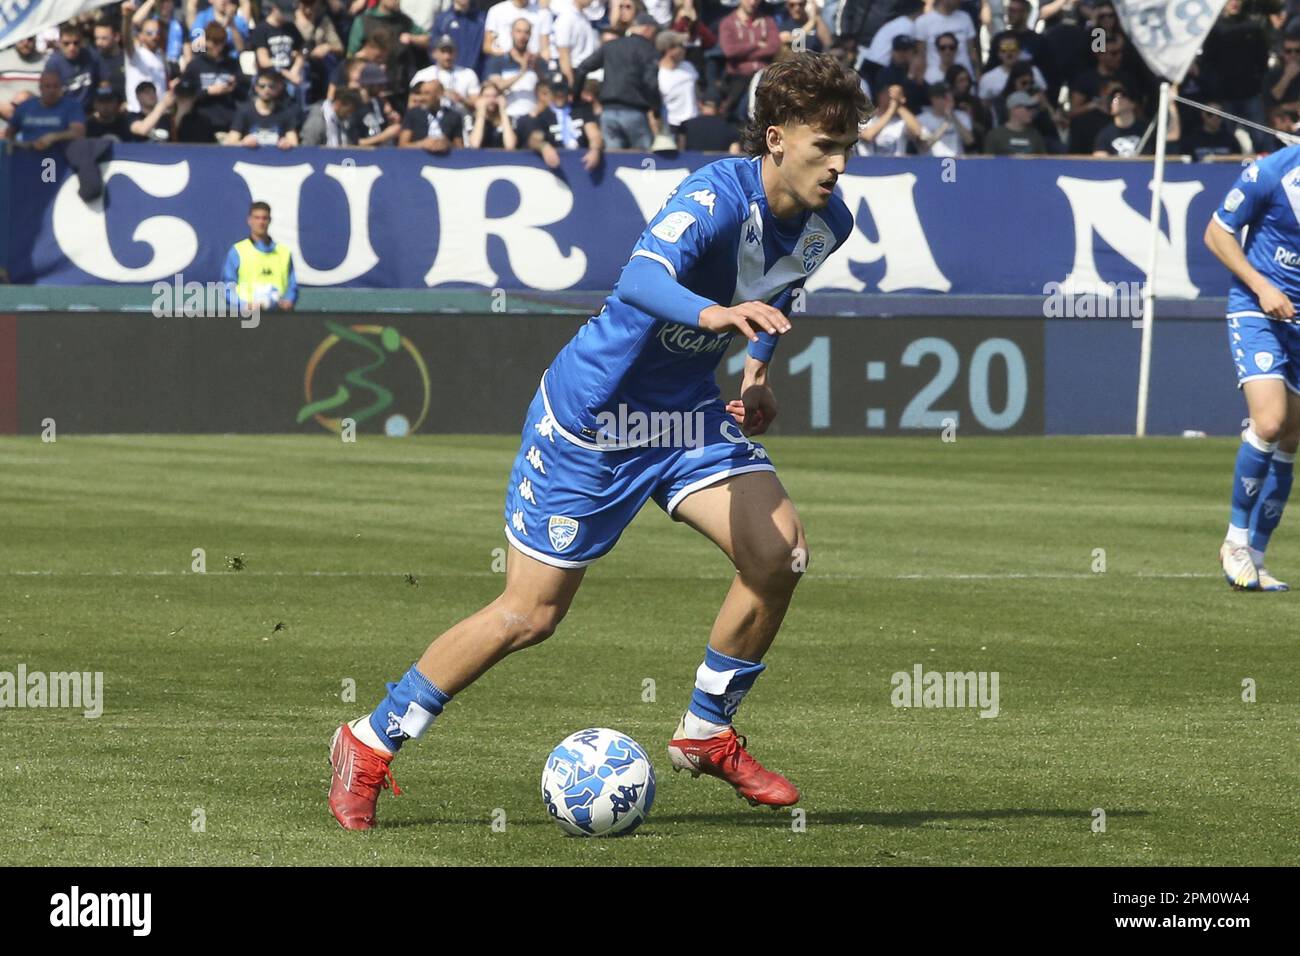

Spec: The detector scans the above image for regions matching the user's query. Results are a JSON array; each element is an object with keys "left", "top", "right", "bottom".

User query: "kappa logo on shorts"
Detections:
[
  {"left": 548, "top": 516, "right": 579, "bottom": 552},
  {"left": 1255, "top": 352, "right": 1275, "bottom": 372}
]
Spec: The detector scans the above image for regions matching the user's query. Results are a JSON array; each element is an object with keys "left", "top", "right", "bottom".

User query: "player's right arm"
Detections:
[
  {"left": 1206, "top": 160, "right": 1295, "bottom": 320},
  {"left": 618, "top": 185, "right": 789, "bottom": 341}
]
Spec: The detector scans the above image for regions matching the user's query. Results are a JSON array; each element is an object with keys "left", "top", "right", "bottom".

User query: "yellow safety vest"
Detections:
[{"left": 234, "top": 238, "right": 292, "bottom": 308}]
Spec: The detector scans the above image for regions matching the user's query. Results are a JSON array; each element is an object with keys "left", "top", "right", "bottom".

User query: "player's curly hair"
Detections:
[{"left": 741, "top": 53, "right": 872, "bottom": 157}]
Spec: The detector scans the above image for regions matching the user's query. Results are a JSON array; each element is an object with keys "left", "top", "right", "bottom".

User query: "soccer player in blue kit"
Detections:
[
  {"left": 1206, "top": 145, "right": 1300, "bottom": 591},
  {"left": 329, "top": 53, "right": 869, "bottom": 829}
]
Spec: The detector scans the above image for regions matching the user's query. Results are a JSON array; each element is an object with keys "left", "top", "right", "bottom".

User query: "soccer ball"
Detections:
[{"left": 541, "top": 728, "right": 656, "bottom": 837}]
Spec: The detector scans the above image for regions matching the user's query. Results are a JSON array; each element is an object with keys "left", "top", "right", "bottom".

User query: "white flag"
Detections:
[
  {"left": 1, "top": 0, "right": 118, "bottom": 50},
  {"left": 1113, "top": 0, "right": 1229, "bottom": 83}
]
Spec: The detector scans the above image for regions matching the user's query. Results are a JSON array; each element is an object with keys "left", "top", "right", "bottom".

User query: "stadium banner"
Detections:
[
  {"left": 2, "top": 145, "right": 1242, "bottom": 296},
  {"left": 1114, "top": 0, "right": 1229, "bottom": 83},
  {"left": 7, "top": 310, "right": 1243, "bottom": 436},
  {"left": 0, "top": 0, "right": 117, "bottom": 48}
]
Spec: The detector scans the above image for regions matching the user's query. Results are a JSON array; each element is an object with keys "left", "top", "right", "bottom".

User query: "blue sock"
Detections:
[
  {"left": 688, "top": 646, "right": 765, "bottom": 725},
  {"left": 367, "top": 664, "right": 452, "bottom": 753},
  {"left": 1230, "top": 428, "right": 1276, "bottom": 531},
  {"left": 1250, "top": 452, "right": 1295, "bottom": 554}
]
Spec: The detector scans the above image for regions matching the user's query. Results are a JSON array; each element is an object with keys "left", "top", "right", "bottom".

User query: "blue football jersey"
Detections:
[
  {"left": 1213, "top": 144, "right": 1300, "bottom": 318},
  {"left": 542, "top": 156, "right": 854, "bottom": 446}
]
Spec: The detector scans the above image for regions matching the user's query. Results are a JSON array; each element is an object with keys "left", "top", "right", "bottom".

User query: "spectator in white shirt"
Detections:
[
  {"left": 551, "top": 0, "right": 600, "bottom": 89},
  {"left": 978, "top": 35, "right": 1045, "bottom": 102},
  {"left": 916, "top": 81, "right": 974, "bottom": 155},
  {"left": 914, "top": 0, "right": 978, "bottom": 84},
  {"left": 657, "top": 29, "right": 698, "bottom": 131},
  {"left": 484, "top": 0, "right": 550, "bottom": 57},
  {"left": 409, "top": 33, "right": 481, "bottom": 109}
]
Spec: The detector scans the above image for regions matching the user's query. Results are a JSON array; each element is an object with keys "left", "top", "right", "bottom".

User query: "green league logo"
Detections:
[{"left": 299, "top": 321, "right": 431, "bottom": 435}]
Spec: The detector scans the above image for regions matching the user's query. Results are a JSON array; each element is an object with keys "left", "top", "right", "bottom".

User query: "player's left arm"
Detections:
[{"left": 727, "top": 283, "right": 802, "bottom": 436}]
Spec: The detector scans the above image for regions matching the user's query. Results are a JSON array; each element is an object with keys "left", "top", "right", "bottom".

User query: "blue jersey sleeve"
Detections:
[
  {"left": 628, "top": 180, "right": 741, "bottom": 294},
  {"left": 1214, "top": 158, "right": 1274, "bottom": 234}
]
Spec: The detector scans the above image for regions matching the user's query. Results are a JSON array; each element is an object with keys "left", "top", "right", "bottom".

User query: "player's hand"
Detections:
[
  {"left": 1258, "top": 283, "right": 1296, "bottom": 321},
  {"left": 729, "top": 382, "right": 778, "bottom": 436},
  {"left": 699, "top": 302, "right": 790, "bottom": 342}
]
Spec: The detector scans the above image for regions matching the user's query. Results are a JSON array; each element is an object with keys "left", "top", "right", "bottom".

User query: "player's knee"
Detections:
[
  {"left": 495, "top": 601, "right": 567, "bottom": 650},
  {"left": 738, "top": 527, "right": 808, "bottom": 594},
  {"left": 1252, "top": 414, "right": 1287, "bottom": 444}
]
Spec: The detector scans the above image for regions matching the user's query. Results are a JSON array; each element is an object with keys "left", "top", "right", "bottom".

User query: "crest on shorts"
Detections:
[
  {"left": 548, "top": 515, "right": 579, "bottom": 553},
  {"left": 1255, "top": 351, "right": 1275, "bottom": 372}
]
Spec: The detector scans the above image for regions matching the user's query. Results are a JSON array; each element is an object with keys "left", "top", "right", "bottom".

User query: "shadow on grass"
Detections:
[{"left": 377, "top": 807, "right": 1151, "bottom": 830}]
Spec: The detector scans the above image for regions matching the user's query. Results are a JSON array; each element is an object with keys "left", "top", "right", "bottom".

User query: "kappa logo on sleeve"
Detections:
[
  {"left": 1243, "top": 164, "right": 1259, "bottom": 183},
  {"left": 651, "top": 210, "right": 697, "bottom": 243},
  {"left": 684, "top": 188, "right": 717, "bottom": 214}
]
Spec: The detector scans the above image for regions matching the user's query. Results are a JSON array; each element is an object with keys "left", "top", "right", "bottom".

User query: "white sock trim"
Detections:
[
  {"left": 1244, "top": 426, "right": 1278, "bottom": 454},
  {"left": 683, "top": 711, "right": 730, "bottom": 739},
  {"left": 1226, "top": 524, "right": 1250, "bottom": 546},
  {"left": 1275, "top": 449, "right": 1296, "bottom": 464}
]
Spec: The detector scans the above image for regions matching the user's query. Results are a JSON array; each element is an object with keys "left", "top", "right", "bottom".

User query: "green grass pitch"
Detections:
[{"left": 1, "top": 434, "right": 1296, "bottom": 866}]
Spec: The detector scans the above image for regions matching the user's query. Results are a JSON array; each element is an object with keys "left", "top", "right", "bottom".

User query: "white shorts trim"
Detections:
[
  {"left": 665, "top": 463, "right": 777, "bottom": 517},
  {"left": 1238, "top": 372, "right": 1300, "bottom": 395},
  {"left": 1227, "top": 310, "right": 1269, "bottom": 320},
  {"left": 503, "top": 526, "right": 601, "bottom": 569}
]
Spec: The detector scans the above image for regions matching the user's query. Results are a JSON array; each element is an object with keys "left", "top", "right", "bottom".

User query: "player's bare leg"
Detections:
[
  {"left": 1243, "top": 384, "right": 1300, "bottom": 590},
  {"left": 329, "top": 548, "right": 585, "bottom": 829},
  {"left": 665, "top": 470, "right": 805, "bottom": 807}
]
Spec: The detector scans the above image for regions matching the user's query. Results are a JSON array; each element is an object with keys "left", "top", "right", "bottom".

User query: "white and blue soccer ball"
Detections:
[{"left": 541, "top": 728, "right": 655, "bottom": 837}]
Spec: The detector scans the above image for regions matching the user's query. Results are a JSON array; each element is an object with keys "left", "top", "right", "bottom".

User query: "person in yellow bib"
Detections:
[{"left": 223, "top": 201, "right": 298, "bottom": 312}]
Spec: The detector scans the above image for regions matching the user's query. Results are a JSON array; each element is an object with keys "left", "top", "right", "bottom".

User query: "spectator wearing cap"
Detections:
[
  {"left": 484, "top": 0, "right": 549, "bottom": 58},
  {"left": 121, "top": 3, "right": 169, "bottom": 115},
  {"left": 915, "top": 80, "right": 973, "bottom": 156},
  {"left": 861, "top": 0, "right": 924, "bottom": 85},
  {"left": 468, "top": 77, "right": 519, "bottom": 147},
  {"left": 85, "top": 81, "right": 173, "bottom": 141},
  {"left": 775, "top": 0, "right": 831, "bottom": 55},
  {"left": 92, "top": 17, "right": 126, "bottom": 99},
  {"left": 226, "top": 70, "right": 302, "bottom": 148},
  {"left": 717, "top": 0, "right": 779, "bottom": 121},
  {"left": 410, "top": 35, "right": 481, "bottom": 110},
  {"left": 433, "top": 0, "right": 487, "bottom": 74},
  {"left": 678, "top": 92, "right": 739, "bottom": 152},
  {"left": 400, "top": 78, "right": 465, "bottom": 151},
  {"left": 44, "top": 23, "right": 102, "bottom": 110},
  {"left": 223, "top": 201, "right": 298, "bottom": 313},
  {"left": 551, "top": 0, "right": 600, "bottom": 91},
  {"left": 300, "top": 87, "right": 363, "bottom": 144},
  {"left": 1092, "top": 81, "right": 1179, "bottom": 157},
  {"left": 176, "top": 22, "right": 243, "bottom": 142},
  {"left": 251, "top": 0, "right": 308, "bottom": 95},
  {"left": 485, "top": 18, "right": 541, "bottom": 121},
  {"left": 0, "top": 36, "right": 45, "bottom": 132},
  {"left": 349, "top": 61, "right": 403, "bottom": 145},
  {"left": 657, "top": 30, "right": 698, "bottom": 134},
  {"left": 985, "top": 89, "right": 1046, "bottom": 154},
  {"left": 875, "top": 35, "right": 927, "bottom": 113},
  {"left": 915, "top": 0, "right": 978, "bottom": 85},
  {"left": 573, "top": 13, "right": 662, "bottom": 149},
  {"left": 0, "top": 71, "right": 86, "bottom": 149},
  {"left": 1064, "top": 74, "right": 1108, "bottom": 154},
  {"left": 515, "top": 73, "right": 602, "bottom": 168},
  {"left": 978, "top": 35, "right": 1044, "bottom": 103}
]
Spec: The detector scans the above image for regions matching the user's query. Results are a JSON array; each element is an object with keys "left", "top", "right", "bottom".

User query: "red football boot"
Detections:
[
  {"left": 329, "top": 722, "right": 401, "bottom": 830},
  {"left": 667, "top": 717, "right": 800, "bottom": 808}
]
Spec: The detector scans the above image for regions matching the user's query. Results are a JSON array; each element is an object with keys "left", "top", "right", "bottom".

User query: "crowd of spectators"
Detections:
[{"left": 2, "top": 0, "right": 1300, "bottom": 159}]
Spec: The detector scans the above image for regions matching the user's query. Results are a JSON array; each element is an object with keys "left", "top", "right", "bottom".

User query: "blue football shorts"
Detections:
[
  {"left": 1229, "top": 312, "right": 1300, "bottom": 394},
  {"left": 502, "top": 383, "right": 777, "bottom": 567}
]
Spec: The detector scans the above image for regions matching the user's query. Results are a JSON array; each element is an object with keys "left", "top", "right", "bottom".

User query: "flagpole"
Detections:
[{"left": 1136, "top": 80, "right": 1171, "bottom": 438}]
